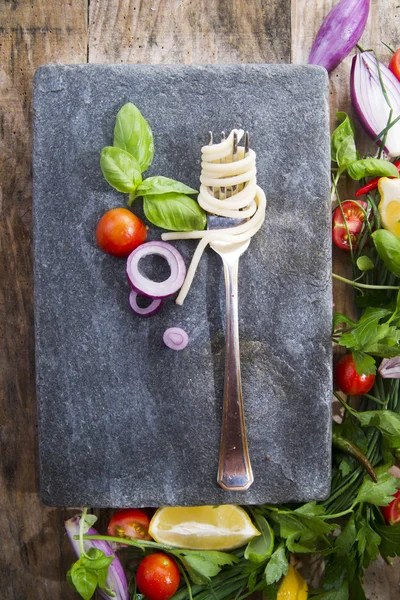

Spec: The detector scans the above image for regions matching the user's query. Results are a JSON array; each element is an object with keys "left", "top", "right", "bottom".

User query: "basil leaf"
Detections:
[
  {"left": 69, "top": 563, "right": 98, "bottom": 600},
  {"left": 143, "top": 193, "right": 206, "bottom": 231},
  {"left": 336, "top": 135, "right": 358, "bottom": 170},
  {"left": 372, "top": 229, "right": 400, "bottom": 278},
  {"left": 347, "top": 158, "right": 400, "bottom": 181},
  {"left": 81, "top": 548, "right": 114, "bottom": 571},
  {"left": 331, "top": 112, "right": 356, "bottom": 164},
  {"left": 100, "top": 146, "right": 142, "bottom": 193},
  {"left": 136, "top": 176, "right": 198, "bottom": 198},
  {"left": 244, "top": 515, "right": 274, "bottom": 563},
  {"left": 356, "top": 256, "right": 374, "bottom": 272},
  {"left": 113, "top": 103, "right": 154, "bottom": 172}
]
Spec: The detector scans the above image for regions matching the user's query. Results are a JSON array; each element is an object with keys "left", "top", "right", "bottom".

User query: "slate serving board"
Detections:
[{"left": 33, "top": 63, "right": 332, "bottom": 507}]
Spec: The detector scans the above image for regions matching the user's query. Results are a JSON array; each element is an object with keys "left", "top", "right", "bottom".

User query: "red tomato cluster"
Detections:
[
  {"left": 108, "top": 509, "right": 180, "bottom": 600},
  {"left": 334, "top": 354, "right": 375, "bottom": 396},
  {"left": 96, "top": 207, "right": 147, "bottom": 257}
]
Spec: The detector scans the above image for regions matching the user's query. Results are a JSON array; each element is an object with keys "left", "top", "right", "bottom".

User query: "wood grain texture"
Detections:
[
  {"left": 1, "top": 0, "right": 400, "bottom": 597},
  {"left": 0, "top": 1, "right": 87, "bottom": 597},
  {"left": 88, "top": 0, "right": 290, "bottom": 64}
]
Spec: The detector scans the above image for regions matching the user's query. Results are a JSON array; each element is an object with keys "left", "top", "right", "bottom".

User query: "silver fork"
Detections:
[{"left": 208, "top": 131, "right": 253, "bottom": 492}]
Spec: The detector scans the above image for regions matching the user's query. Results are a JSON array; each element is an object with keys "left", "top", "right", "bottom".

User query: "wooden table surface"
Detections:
[{"left": 1, "top": 0, "right": 400, "bottom": 598}]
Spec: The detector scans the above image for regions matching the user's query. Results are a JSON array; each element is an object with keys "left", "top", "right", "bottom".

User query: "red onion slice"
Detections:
[
  {"left": 351, "top": 52, "right": 400, "bottom": 158},
  {"left": 129, "top": 289, "right": 163, "bottom": 317},
  {"left": 163, "top": 327, "right": 189, "bottom": 350},
  {"left": 126, "top": 241, "right": 186, "bottom": 299}
]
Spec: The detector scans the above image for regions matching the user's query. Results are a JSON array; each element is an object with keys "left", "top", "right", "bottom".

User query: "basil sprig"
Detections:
[
  {"left": 100, "top": 103, "right": 205, "bottom": 231},
  {"left": 331, "top": 112, "right": 400, "bottom": 179}
]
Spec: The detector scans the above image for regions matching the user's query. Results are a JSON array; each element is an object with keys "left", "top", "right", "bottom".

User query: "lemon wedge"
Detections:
[
  {"left": 378, "top": 177, "right": 400, "bottom": 238},
  {"left": 148, "top": 505, "right": 260, "bottom": 550}
]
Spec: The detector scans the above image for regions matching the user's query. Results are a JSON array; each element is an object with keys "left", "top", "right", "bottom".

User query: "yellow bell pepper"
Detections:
[{"left": 277, "top": 564, "right": 308, "bottom": 600}]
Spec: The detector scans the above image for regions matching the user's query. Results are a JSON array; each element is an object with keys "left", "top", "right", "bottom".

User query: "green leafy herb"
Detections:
[
  {"left": 331, "top": 112, "right": 357, "bottom": 168},
  {"left": 66, "top": 548, "right": 114, "bottom": 600},
  {"left": 373, "top": 523, "right": 400, "bottom": 558},
  {"left": 347, "top": 158, "right": 400, "bottom": 180},
  {"left": 264, "top": 543, "right": 288, "bottom": 585},
  {"left": 372, "top": 229, "right": 400, "bottom": 278},
  {"left": 352, "top": 410, "right": 400, "bottom": 448},
  {"left": 143, "top": 193, "right": 206, "bottom": 231},
  {"left": 356, "top": 256, "right": 374, "bottom": 272},
  {"left": 113, "top": 102, "right": 154, "bottom": 172},
  {"left": 100, "top": 146, "right": 142, "bottom": 193},
  {"left": 134, "top": 176, "right": 198, "bottom": 198},
  {"left": 244, "top": 514, "right": 274, "bottom": 563},
  {"left": 354, "top": 467, "right": 399, "bottom": 507}
]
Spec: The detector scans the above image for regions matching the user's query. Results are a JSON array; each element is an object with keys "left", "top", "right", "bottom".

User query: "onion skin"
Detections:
[
  {"left": 65, "top": 516, "right": 129, "bottom": 600},
  {"left": 351, "top": 51, "right": 400, "bottom": 158},
  {"left": 308, "top": 0, "right": 370, "bottom": 72}
]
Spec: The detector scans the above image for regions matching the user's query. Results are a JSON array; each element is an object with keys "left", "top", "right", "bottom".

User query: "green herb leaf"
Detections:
[
  {"left": 335, "top": 515, "right": 357, "bottom": 556},
  {"left": 356, "top": 517, "right": 381, "bottom": 565},
  {"left": 354, "top": 466, "right": 399, "bottom": 507},
  {"left": 143, "top": 193, "right": 206, "bottom": 231},
  {"left": 174, "top": 549, "right": 238, "bottom": 585},
  {"left": 113, "top": 103, "right": 154, "bottom": 172},
  {"left": 331, "top": 112, "right": 356, "bottom": 166},
  {"left": 68, "top": 563, "right": 98, "bottom": 600},
  {"left": 312, "top": 580, "right": 349, "bottom": 600},
  {"left": 135, "top": 176, "right": 198, "bottom": 198},
  {"left": 356, "top": 256, "right": 374, "bottom": 272},
  {"left": 333, "top": 312, "right": 358, "bottom": 330},
  {"left": 244, "top": 515, "right": 274, "bottom": 563},
  {"left": 100, "top": 146, "right": 142, "bottom": 193},
  {"left": 373, "top": 523, "right": 400, "bottom": 558},
  {"left": 372, "top": 229, "right": 400, "bottom": 278},
  {"left": 264, "top": 543, "right": 289, "bottom": 585},
  {"left": 347, "top": 158, "right": 400, "bottom": 181},
  {"left": 80, "top": 548, "right": 114, "bottom": 571},
  {"left": 352, "top": 351, "right": 376, "bottom": 376},
  {"left": 336, "top": 135, "right": 358, "bottom": 170},
  {"left": 338, "top": 307, "right": 392, "bottom": 351},
  {"left": 349, "top": 576, "right": 368, "bottom": 600},
  {"left": 353, "top": 410, "right": 400, "bottom": 448}
]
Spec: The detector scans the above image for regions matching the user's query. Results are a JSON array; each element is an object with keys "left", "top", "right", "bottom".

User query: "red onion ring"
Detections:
[
  {"left": 163, "top": 327, "right": 189, "bottom": 350},
  {"left": 129, "top": 289, "right": 163, "bottom": 317},
  {"left": 126, "top": 241, "right": 186, "bottom": 299},
  {"left": 351, "top": 51, "right": 400, "bottom": 158}
]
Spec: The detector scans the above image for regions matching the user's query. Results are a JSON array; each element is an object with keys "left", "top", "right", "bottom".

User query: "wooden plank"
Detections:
[
  {"left": 88, "top": 0, "right": 291, "bottom": 64},
  {"left": 0, "top": 1, "right": 87, "bottom": 597},
  {"left": 291, "top": 1, "right": 400, "bottom": 596}
]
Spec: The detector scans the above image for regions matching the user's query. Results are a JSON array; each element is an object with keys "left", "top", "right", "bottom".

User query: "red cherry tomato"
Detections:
[
  {"left": 136, "top": 552, "right": 180, "bottom": 600},
  {"left": 332, "top": 200, "right": 368, "bottom": 251},
  {"left": 381, "top": 489, "right": 400, "bottom": 525},
  {"left": 334, "top": 354, "right": 375, "bottom": 396},
  {"left": 96, "top": 208, "right": 147, "bottom": 257},
  {"left": 107, "top": 508, "right": 151, "bottom": 540},
  {"left": 389, "top": 49, "right": 400, "bottom": 81}
]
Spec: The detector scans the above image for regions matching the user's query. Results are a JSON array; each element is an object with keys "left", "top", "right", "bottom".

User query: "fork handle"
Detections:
[{"left": 217, "top": 257, "right": 254, "bottom": 491}]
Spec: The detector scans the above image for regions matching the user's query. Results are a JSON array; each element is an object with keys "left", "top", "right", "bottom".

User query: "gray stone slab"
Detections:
[{"left": 33, "top": 63, "right": 332, "bottom": 507}]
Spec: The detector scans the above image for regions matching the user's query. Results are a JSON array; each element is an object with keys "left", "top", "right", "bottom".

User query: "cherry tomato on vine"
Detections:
[
  {"left": 107, "top": 508, "right": 151, "bottom": 540},
  {"left": 332, "top": 200, "right": 368, "bottom": 251},
  {"left": 136, "top": 552, "right": 180, "bottom": 600},
  {"left": 389, "top": 49, "right": 400, "bottom": 81},
  {"left": 381, "top": 489, "right": 400, "bottom": 525},
  {"left": 334, "top": 354, "right": 375, "bottom": 396},
  {"left": 96, "top": 208, "right": 147, "bottom": 257}
]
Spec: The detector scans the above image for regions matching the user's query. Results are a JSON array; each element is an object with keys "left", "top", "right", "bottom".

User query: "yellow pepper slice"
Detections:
[{"left": 277, "top": 564, "right": 308, "bottom": 600}]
